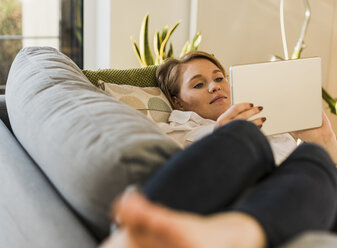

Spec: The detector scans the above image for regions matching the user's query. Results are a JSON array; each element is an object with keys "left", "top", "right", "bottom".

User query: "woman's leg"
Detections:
[
  {"left": 144, "top": 120, "right": 275, "bottom": 214},
  {"left": 102, "top": 143, "right": 337, "bottom": 248},
  {"left": 106, "top": 191, "right": 267, "bottom": 248},
  {"left": 232, "top": 142, "right": 337, "bottom": 247}
]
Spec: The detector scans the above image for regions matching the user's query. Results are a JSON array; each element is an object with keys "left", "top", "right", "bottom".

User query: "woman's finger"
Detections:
[
  {"left": 250, "top": 117, "right": 267, "bottom": 128},
  {"left": 224, "top": 102, "right": 255, "bottom": 119},
  {"left": 216, "top": 103, "right": 253, "bottom": 128},
  {"left": 234, "top": 106, "right": 263, "bottom": 120},
  {"left": 215, "top": 103, "right": 264, "bottom": 129}
]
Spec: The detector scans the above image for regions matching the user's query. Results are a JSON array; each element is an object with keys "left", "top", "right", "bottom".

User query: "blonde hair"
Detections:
[{"left": 156, "top": 51, "right": 225, "bottom": 107}]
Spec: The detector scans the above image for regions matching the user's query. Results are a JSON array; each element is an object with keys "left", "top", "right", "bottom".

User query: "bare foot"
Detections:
[
  {"left": 102, "top": 191, "right": 267, "bottom": 248},
  {"left": 100, "top": 228, "right": 139, "bottom": 248}
]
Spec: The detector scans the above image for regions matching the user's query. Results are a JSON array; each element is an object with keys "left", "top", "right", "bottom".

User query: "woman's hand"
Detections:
[
  {"left": 214, "top": 103, "right": 266, "bottom": 130},
  {"left": 291, "top": 111, "right": 337, "bottom": 165}
]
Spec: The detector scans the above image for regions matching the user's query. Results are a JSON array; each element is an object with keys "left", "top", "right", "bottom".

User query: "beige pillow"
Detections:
[{"left": 99, "top": 80, "right": 172, "bottom": 123}]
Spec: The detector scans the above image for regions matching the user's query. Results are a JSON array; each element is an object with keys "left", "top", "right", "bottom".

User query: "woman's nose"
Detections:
[{"left": 209, "top": 82, "right": 221, "bottom": 93}]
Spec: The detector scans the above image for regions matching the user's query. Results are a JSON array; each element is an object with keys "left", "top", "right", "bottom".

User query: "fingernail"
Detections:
[
  {"left": 262, "top": 117, "right": 266, "bottom": 122},
  {"left": 258, "top": 106, "right": 263, "bottom": 111},
  {"left": 114, "top": 185, "right": 140, "bottom": 223},
  {"left": 125, "top": 185, "right": 139, "bottom": 193},
  {"left": 120, "top": 185, "right": 139, "bottom": 205},
  {"left": 250, "top": 103, "right": 254, "bottom": 107}
]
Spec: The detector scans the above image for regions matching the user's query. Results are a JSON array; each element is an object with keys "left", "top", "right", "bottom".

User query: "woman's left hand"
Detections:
[
  {"left": 291, "top": 111, "right": 337, "bottom": 164},
  {"left": 291, "top": 111, "right": 335, "bottom": 143}
]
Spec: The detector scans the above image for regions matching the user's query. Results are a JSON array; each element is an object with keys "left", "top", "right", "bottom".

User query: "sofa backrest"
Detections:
[{"left": 5, "top": 46, "right": 181, "bottom": 240}]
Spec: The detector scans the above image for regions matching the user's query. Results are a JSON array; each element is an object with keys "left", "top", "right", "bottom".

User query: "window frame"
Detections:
[{"left": 0, "top": 0, "right": 83, "bottom": 94}]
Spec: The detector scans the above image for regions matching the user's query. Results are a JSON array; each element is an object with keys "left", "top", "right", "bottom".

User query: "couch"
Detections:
[{"left": 1, "top": 46, "right": 337, "bottom": 248}]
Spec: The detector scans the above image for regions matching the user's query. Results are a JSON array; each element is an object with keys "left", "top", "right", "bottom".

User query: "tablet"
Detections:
[{"left": 229, "top": 57, "right": 322, "bottom": 136}]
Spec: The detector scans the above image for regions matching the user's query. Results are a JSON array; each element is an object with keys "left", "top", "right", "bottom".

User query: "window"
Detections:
[{"left": 0, "top": 0, "right": 83, "bottom": 94}]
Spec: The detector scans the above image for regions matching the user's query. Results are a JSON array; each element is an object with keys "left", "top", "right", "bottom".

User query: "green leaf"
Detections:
[
  {"left": 291, "top": 49, "right": 302, "bottom": 60},
  {"left": 167, "top": 43, "right": 174, "bottom": 58},
  {"left": 161, "top": 25, "right": 168, "bottom": 43},
  {"left": 131, "top": 38, "right": 146, "bottom": 67},
  {"left": 180, "top": 41, "right": 190, "bottom": 57},
  {"left": 139, "top": 14, "right": 154, "bottom": 66},
  {"left": 159, "top": 21, "right": 180, "bottom": 60},
  {"left": 322, "top": 88, "right": 337, "bottom": 114},
  {"left": 153, "top": 31, "right": 161, "bottom": 58},
  {"left": 190, "top": 32, "right": 202, "bottom": 51}
]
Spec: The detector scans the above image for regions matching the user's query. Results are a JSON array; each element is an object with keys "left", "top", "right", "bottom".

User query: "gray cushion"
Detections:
[
  {"left": 5, "top": 47, "right": 181, "bottom": 240},
  {"left": 0, "top": 120, "right": 97, "bottom": 248}
]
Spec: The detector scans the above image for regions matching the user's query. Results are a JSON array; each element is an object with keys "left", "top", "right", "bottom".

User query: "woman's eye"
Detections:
[
  {"left": 193, "top": 83, "right": 203, "bottom": 89},
  {"left": 215, "top": 77, "right": 224, "bottom": 82}
]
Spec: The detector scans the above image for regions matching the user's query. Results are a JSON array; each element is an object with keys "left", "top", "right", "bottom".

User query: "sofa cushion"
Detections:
[
  {"left": 0, "top": 120, "right": 97, "bottom": 248},
  {"left": 5, "top": 46, "right": 181, "bottom": 240},
  {"left": 98, "top": 80, "right": 172, "bottom": 123}
]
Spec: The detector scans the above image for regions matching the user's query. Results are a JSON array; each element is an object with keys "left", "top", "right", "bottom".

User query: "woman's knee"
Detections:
[
  {"left": 215, "top": 120, "right": 265, "bottom": 142},
  {"left": 284, "top": 142, "right": 337, "bottom": 187},
  {"left": 214, "top": 120, "right": 273, "bottom": 160}
]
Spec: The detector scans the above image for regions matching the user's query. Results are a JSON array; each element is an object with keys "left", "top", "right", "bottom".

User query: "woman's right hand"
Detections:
[{"left": 214, "top": 103, "right": 266, "bottom": 130}]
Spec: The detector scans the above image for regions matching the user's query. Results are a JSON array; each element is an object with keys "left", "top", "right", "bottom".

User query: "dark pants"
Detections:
[{"left": 143, "top": 120, "right": 337, "bottom": 247}]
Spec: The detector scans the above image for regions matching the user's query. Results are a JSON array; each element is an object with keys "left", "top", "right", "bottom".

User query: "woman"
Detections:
[
  {"left": 101, "top": 51, "right": 337, "bottom": 248},
  {"left": 156, "top": 51, "right": 337, "bottom": 165}
]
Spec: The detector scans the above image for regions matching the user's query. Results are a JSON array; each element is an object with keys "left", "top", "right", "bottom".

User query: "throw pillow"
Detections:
[
  {"left": 82, "top": 65, "right": 159, "bottom": 88},
  {"left": 99, "top": 80, "right": 172, "bottom": 123}
]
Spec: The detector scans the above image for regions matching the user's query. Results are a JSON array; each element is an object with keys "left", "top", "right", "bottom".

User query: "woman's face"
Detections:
[{"left": 174, "top": 58, "right": 231, "bottom": 120}]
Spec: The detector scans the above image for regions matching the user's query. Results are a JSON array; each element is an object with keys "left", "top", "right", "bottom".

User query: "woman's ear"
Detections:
[{"left": 172, "top": 96, "right": 184, "bottom": 111}]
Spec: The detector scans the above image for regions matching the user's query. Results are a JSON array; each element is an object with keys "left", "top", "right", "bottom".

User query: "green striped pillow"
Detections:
[{"left": 82, "top": 65, "right": 159, "bottom": 88}]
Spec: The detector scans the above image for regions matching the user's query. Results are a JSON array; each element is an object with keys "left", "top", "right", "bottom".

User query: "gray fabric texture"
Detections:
[
  {"left": 280, "top": 231, "right": 337, "bottom": 248},
  {"left": 5, "top": 46, "right": 181, "bottom": 240},
  {"left": 0, "top": 95, "right": 11, "bottom": 131},
  {"left": 0, "top": 120, "right": 97, "bottom": 248}
]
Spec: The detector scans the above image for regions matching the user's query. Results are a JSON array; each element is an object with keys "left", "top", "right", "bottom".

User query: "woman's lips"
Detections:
[{"left": 210, "top": 95, "right": 227, "bottom": 104}]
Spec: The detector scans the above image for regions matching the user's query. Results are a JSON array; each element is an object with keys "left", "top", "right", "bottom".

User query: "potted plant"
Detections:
[{"left": 131, "top": 14, "right": 202, "bottom": 67}]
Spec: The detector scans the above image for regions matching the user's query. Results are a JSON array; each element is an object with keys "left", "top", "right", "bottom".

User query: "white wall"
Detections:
[
  {"left": 326, "top": 1, "right": 337, "bottom": 133},
  {"left": 328, "top": 1, "right": 337, "bottom": 96},
  {"left": 197, "top": 0, "right": 334, "bottom": 86}
]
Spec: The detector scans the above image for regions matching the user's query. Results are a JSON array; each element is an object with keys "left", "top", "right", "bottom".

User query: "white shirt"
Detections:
[{"left": 157, "top": 110, "right": 297, "bottom": 165}]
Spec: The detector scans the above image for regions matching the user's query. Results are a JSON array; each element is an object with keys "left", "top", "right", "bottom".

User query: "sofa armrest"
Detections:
[
  {"left": 0, "top": 95, "right": 11, "bottom": 131},
  {"left": 0, "top": 120, "right": 97, "bottom": 248}
]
